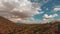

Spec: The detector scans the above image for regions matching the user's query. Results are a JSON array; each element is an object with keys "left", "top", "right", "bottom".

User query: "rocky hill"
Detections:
[{"left": 0, "top": 16, "right": 59, "bottom": 34}]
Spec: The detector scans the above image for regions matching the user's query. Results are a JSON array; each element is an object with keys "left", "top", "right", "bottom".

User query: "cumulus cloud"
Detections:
[
  {"left": 53, "top": 8, "right": 60, "bottom": 11},
  {"left": 42, "top": 19, "right": 48, "bottom": 23},
  {"left": 42, "top": 13, "right": 58, "bottom": 23},
  {"left": 43, "top": 14, "right": 58, "bottom": 19},
  {"left": 0, "top": 0, "right": 42, "bottom": 23}
]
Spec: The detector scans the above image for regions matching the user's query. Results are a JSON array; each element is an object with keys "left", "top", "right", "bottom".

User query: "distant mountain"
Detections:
[{"left": 0, "top": 16, "right": 59, "bottom": 34}]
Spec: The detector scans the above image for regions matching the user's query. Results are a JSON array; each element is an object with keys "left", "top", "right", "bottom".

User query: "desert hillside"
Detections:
[{"left": 0, "top": 16, "right": 59, "bottom": 34}]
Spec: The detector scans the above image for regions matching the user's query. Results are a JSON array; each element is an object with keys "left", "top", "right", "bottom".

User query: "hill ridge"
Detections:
[{"left": 0, "top": 16, "right": 59, "bottom": 34}]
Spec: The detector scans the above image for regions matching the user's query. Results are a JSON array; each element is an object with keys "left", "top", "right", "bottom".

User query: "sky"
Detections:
[{"left": 0, "top": 0, "right": 60, "bottom": 24}]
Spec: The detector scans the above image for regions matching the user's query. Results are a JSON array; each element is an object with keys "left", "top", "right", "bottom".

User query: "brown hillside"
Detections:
[{"left": 0, "top": 16, "right": 60, "bottom": 34}]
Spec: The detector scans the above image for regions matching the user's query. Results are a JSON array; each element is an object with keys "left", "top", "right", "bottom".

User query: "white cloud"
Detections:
[
  {"left": 42, "top": 18, "right": 48, "bottom": 23},
  {"left": 43, "top": 14, "right": 58, "bottom": 19},
  {"left": 53, "top": 8, "right": 60, "bottom": 11},
  {"left": 9, "top": 17, "right": 42, "bottom": 24},
  {"left": 42, "top": 14, "right": 58, "bottom": 23},
  {"left": 43, "top": 18, "right": 47, "bottom": 20},
  {"left": 53, "top": 14, "right": 58, "bottom": 17},
  {"left": 0, "top": 0, "right": 41, "bottom": 17},
  {"left": 0, "top": 0, "right": 43, "bottom": 24}
]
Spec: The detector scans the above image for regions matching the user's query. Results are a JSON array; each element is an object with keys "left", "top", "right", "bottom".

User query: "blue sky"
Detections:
[{"left": 29, "top": 0, "right": 60, "bottom": 21}]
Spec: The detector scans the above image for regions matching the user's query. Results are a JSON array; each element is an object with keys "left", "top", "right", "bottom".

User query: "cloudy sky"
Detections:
[{"left": 0, "top": 0, "right": 60, "bottom": 24}]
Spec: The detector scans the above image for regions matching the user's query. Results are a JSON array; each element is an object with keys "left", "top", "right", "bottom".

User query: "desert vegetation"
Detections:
[{"left": 0, "top": 16, "right": 59, "bottom": 34}]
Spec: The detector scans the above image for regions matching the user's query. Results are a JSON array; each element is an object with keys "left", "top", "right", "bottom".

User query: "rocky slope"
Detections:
[{"left": 0, "top": 16, "right": 59, "bottom": 34}]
